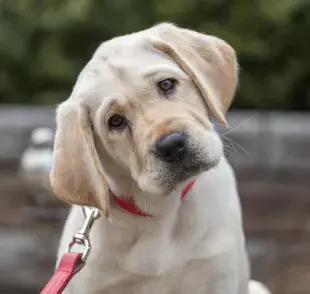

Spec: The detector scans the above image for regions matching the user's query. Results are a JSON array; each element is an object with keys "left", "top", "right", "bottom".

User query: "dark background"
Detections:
[{"left": 1, "top": 0, "right": 310, "bottom": 110}]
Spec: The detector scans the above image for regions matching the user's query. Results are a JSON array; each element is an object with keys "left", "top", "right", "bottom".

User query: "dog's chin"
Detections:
[
  {"left": 162, "top": 164, "right": 211, "bottom": 193},
  {"left": 137, "top": 157, "right": 221, "bottom": 196},
  {"left": 159, "top": 167, "right": 201, "bottom": 195}
]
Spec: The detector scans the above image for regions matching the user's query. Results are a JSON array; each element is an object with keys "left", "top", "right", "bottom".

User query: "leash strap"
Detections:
[
  {"left": 41, "top": 252, "right": 82, "bottom": 294},
  {"left": 41, "top": 207, "right": 100, "bottom": 294}
]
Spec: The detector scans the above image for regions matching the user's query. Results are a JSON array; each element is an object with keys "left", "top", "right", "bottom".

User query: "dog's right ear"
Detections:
[
  {"left": 50, "top": 100, "right": 110, "bottom": 217},
  {"left": 150, "top": 23, "right": 238, "bottom": 127}
]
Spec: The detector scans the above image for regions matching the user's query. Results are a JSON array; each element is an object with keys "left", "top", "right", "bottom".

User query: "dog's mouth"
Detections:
[
  {"left": 161, "top": 162, "right": 211, "bottom": 193},
  {"left": 138, "top": 157, "right": 220, "bottom": 196},
  {"left": 178, "top": 164, "right": 201, "bottom": 181}
]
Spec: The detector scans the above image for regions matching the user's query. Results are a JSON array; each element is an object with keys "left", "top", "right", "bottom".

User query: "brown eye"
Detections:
[
  {"left": 108, "top": 114, "right": 127, "bottom": 130},
  {"left": 158, "top": 78, "right": 177, "bottom": 93}
]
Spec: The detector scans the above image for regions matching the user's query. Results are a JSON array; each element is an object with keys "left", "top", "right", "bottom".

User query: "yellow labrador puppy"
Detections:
[{"left": 52, "top": 23, "right": 270, "bottom": 294}]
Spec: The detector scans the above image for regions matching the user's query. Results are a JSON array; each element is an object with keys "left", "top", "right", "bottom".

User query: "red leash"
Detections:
[
  {"left": 41, "top": 252, "right": 82, "bottom": 294},
  {"left": 41, "top": 207, "right": 100, "bottom": 294}
]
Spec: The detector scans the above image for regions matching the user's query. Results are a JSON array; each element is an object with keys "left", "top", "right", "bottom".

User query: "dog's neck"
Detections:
[
  {"left": 106, "top": 175, "right": 197, "bottom": 217},
  {"left": 111, "top": 181, "right": 195, "bottom": 217}
]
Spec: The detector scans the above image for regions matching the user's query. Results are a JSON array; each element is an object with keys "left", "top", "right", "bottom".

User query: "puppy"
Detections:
[{"left": 52, "top": 23, "right": 269, "bottom": 294}]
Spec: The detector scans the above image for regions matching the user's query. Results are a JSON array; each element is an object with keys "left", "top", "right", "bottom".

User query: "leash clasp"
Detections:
[{"left": 67, "top": 207, "right": 100, "bottom": 263}]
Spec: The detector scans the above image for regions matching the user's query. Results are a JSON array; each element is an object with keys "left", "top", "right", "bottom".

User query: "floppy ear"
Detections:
[
  {"left": 50, "top": 100, "right": 110, "bottom": 217},
  {"left": 151, "top": 23, "right": 239, "bottom": 126}
]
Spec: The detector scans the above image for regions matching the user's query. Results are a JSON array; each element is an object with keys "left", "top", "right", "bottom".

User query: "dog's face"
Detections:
[
  {"left": 50, "top": 23, "right": 238, "bottom": 216},
  {"left": 92, "top": 48, "right": 223, "bottom": 195}
]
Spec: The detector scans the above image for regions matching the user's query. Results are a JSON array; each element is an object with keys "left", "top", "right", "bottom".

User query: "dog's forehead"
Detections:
[
  {"left": 93, "top": 27, "right": 158, "bottom": 59},
  {"left": 94, "top": 34, "right": 173, "bottom": 74},
  {"left": 73, "top": 36, "right": 180, "bottom": 106}
]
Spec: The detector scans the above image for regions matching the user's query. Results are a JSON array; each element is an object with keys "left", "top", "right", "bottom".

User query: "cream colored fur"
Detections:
[{"left": 52, "top": 23, "right": 270, "bottom": 294}]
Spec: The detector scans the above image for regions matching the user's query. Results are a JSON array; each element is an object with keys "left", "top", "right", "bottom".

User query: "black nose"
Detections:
[{"left": 155, "top": 132, "right": 188, "bottom": 163}]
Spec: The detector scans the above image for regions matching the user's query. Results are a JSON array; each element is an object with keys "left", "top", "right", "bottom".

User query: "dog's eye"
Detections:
[
  {"left": 158, "top": 78, "right": 177, "bottom": 93},
  {"left": 108, "top": 114, "right": 127, "bottom": 130}
]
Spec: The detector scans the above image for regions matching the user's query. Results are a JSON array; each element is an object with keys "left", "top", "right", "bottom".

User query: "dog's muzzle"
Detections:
[{"left": 154, "top": 131, "right": 204, "bottom": 183}]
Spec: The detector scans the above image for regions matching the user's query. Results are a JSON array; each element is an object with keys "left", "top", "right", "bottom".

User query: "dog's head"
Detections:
[{"left": 50, "top": 23, "right": 238, "bottom": 216}]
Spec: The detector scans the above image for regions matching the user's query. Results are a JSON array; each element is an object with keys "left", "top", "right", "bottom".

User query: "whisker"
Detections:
[
  {"left": 222, "top": 139, "right": 237, "bottom": 156},
  {"left": 223, "top": 147, "right": 232, "bottom": 157},
  {"left": 222, "top": 136, "right": 247, "bottom": 155},
  {"left": 219, "top": 116, "right": 254, "bottom": 136}
]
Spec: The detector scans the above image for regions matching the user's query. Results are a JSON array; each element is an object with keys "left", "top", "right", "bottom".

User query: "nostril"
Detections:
[
  {"left": 176, "top": 140, "right": 185, "bottom": 149},
  {"left": 155, "top": 132, "right": 188, "bottom": 163},
  {"left": 162, "top": 149, "right": 172, "bottom": 159}
]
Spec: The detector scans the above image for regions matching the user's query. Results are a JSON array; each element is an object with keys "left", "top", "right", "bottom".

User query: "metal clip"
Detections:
[{"left": 67, "top": 207, "right": 101, "bottom": 263}]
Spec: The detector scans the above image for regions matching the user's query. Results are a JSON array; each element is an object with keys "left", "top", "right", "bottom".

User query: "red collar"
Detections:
[{"left": 112, "top": 180, "right": 196, "bottom": 217}]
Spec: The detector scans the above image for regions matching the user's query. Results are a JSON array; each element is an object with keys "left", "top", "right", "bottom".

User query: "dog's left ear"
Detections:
[{"left": 151, "top": 23, "right": 238, "bottom": 126}]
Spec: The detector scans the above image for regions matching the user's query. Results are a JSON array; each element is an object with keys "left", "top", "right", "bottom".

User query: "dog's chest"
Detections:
[
  {"left": 66, "top": 212, "right": 239, "bottom": 294},
  {"left": 91, "top": 200, "right": 235, "bottom": 276},
  {"left": 67, "top": 243, "right": 239, "bottom": 294}
]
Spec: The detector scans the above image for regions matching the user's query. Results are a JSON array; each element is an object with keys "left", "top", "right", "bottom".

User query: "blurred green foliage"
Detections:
[{"left": 1, "top": 0, "right": 310, "bottom": 110}]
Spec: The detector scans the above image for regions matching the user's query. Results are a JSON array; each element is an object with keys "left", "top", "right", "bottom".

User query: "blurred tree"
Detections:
[{"left": 0, "top": 0, "right": 309, "bottom": 110}]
